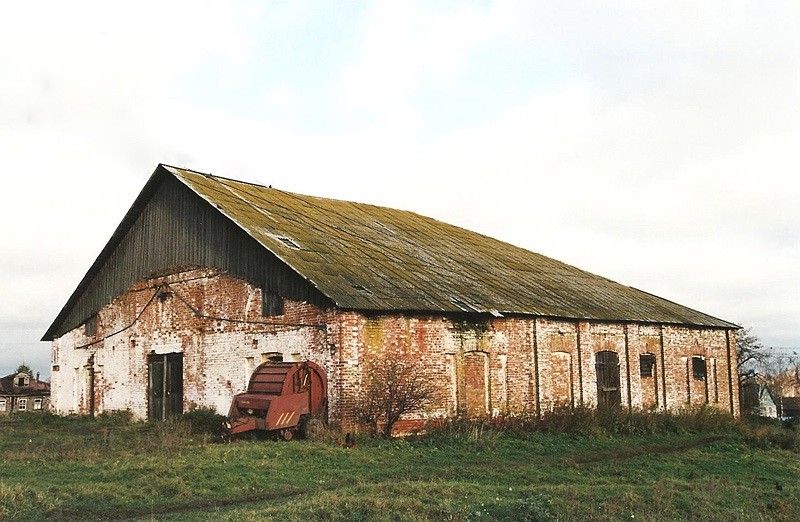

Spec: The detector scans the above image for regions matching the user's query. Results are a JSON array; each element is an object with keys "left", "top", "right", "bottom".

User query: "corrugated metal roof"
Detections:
[{"left": 166, "top": 165, "right": 736, "bottom": 328}]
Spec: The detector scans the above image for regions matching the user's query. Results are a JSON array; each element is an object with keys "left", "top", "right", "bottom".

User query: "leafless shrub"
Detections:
[{"left": 354, "top": 353, "right": 435, "bottom": 438}]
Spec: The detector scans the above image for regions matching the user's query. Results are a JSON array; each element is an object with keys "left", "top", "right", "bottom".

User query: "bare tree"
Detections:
[
  {"left": 354, "top": 353, "right": 435, "bottom": 438},
  {"left": 736, "top": 327, "right": 769, "bottom": 381},
  {"left": 761, "top": 355, "right": 800, "bottom": 416}
]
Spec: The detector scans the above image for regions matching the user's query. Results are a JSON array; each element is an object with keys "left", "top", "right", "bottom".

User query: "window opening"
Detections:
[
  {"left": 18, "top": 398, "right": 28, "bottom": 412},
  {"left": 692, "top": 356, "right": 706, "bottom": 380},
  {"left": 262, "top": 291, "right": 284, "bottom": 316},
  {"left": 0, "top": 399, "right": 6, "bottom": 411},
  {"left": 595, "top": 351, "right": 621, "bottom": 408},
  {"left": 84, "top": 315, "right": 97, "bottom": 337},
  {"left": 261, "top": 352, "right": 284, "bottom": 363},
  {"left": 34, "top": 398, "right": 43, "bottom": 410},
  {"left": 640, "top": 354, "right": 656, "bottom": 378}
]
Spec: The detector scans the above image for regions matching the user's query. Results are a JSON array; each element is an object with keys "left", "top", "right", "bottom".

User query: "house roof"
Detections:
[
  {"left": 0, "top": 374, "right": 50, "bottom": 396},
  {"left": 162, "top": 165, "right": 735, "bottom": 328}
]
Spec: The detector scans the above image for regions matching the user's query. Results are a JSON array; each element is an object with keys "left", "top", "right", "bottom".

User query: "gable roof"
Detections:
[
  {"left": 168, "top": 165, "right": 735, "bottom": 327},
  {"left": 44, "top": 164, "right": 737, "bottom": 340}
]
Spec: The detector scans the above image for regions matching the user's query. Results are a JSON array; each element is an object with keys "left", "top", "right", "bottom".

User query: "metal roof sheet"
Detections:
[{"left": 166, "top": 165, "right": 736, "bottom": 328}]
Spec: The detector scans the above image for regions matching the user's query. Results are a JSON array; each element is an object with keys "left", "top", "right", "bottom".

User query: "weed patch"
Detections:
[{"left": 1, "top": 412, "right": 798, "bottom": 521}]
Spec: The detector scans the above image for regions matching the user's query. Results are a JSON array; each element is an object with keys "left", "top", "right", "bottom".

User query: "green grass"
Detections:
[{"left": 0, "top": 411, "right": 797, "bottom": 521}]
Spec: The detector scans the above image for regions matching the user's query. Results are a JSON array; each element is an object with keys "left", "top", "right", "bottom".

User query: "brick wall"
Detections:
[{"left": 50, "top": 268, "right": 740, "bottom": 427}]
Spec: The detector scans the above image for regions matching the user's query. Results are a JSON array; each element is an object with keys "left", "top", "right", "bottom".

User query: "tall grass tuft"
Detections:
[{"left": 423, "top": 406, "right": 797, "bottom": 450}]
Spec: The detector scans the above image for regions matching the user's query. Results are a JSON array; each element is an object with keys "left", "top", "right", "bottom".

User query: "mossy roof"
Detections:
[{"left": 166, "top": 165, "right": 736, "bottom": 328}]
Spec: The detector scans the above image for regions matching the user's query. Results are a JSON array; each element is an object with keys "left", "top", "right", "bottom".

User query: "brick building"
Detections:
[{"left": 43, "top": 165, "right": 740, "bottom": 427}]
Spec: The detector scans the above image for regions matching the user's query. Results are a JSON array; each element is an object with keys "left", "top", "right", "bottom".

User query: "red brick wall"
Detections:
[{"left": 51, "top": 268, "right": 740, "bottom": 427}]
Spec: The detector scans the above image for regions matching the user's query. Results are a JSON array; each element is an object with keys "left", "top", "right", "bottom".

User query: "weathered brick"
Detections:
[{"left": 50, "top": 268, "right": 739, "bottom": 430}]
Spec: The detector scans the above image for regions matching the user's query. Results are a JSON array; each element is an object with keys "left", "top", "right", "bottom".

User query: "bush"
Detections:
[
  {"left": 95, "top": 409, "right": 135, "bottom": 426},
  {"left": 423, "top": 406, "right": 750, "bottom": 441},
  {"left": 182, "top": 407, "right": 226, "bottom": 435}
]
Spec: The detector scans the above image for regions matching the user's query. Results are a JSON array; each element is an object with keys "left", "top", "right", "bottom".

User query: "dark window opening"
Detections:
[
  {"left": 640, "top": 354, "right": 656, "bottom": 378},
  {"left": 17, "top": 377, "right": 27, "bottom": 387},
  {"left": 84, "top": 315, "right": 97, "bottom": 337},
  {"left": 262, "top": 291, "right": 284, "bottom": 316},
  {"left": 692, "top": 356, "right": 706, "bottom": 380}
]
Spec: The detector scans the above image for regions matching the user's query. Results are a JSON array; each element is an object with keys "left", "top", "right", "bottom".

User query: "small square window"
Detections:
[
  {"left": 84, "top": 315, "right": 97, "bottom": 337},
  {"left": 262, "top": 291, "right": 284, "bottom": 316}
]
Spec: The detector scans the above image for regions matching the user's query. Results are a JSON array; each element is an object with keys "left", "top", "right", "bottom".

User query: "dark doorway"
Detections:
[
  {"left": 148, "top": 353, "right": 183, "bottom": 421},
  {"left": 595, "top": 351, "right": 621, "bottom": 408}
]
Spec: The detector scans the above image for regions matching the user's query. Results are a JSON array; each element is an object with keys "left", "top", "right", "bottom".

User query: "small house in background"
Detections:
[
  {"left": 740, "top": 376, "right": 778, "bottom": 418},
  {"left": 0, "top": 372, "right": 51, "bottom": 414}
]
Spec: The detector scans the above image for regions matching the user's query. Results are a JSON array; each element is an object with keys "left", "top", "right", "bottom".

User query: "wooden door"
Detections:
[{"left": 148, "top": 353, "right": 183, "bottom": 421}]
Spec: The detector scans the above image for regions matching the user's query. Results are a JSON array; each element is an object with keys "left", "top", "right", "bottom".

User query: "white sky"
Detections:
[{"left": 1, "top": 1, "right": 798, "bottom": 377}]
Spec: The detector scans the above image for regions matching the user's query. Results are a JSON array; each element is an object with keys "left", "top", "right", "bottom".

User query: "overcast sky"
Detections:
[{"left": 1, "top": 1, "right": 798, "bottom": 377}]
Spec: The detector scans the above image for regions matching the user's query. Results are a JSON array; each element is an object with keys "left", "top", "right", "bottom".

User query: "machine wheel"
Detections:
[
  {"left": 300, "top": 416, "right": 323, "bottom": 440},
  {"left": 282, "top": 429, "right": 294, "bottom": 441}
]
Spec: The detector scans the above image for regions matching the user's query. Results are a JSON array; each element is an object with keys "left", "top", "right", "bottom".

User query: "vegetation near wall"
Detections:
[{"left": 1, "top": 408, "right": 797, "bottom": 521}]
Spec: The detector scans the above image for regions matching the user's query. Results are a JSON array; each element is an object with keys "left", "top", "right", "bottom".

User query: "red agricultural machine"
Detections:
[{"left": 222, "top": 361, "right": 327, "bottom": 441}]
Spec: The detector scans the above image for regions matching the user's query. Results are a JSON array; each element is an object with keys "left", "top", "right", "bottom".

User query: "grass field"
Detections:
[{"left": 0, "top": 410, "right": 797, "bottom": 521}]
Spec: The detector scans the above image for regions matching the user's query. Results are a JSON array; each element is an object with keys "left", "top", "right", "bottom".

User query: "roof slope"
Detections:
[
  {"left": 0, "top": 374, "right": 50, "bottom": 395},
  {"left": 165, "top": 165, "right": 735, "bottom": 328}
]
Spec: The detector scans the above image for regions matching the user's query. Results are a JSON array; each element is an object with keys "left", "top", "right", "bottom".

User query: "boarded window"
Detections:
[
  {"left": 640, "top": 354, "right": 656, "bottom": 378},
  {"left": 595, "top": 351, "right": 621, "bottom": 408},
  {"left": 262, "top": 291, "right": 284, "bottom": 316},
  {"left": 550, "top": 352, "right": 573, "bottom": 407},
  {"left": 692, "top": 356, "right": 706, "bottom": 380},
  {"left": 463, "top": 351, "right": 489, "bottom": 417}
]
